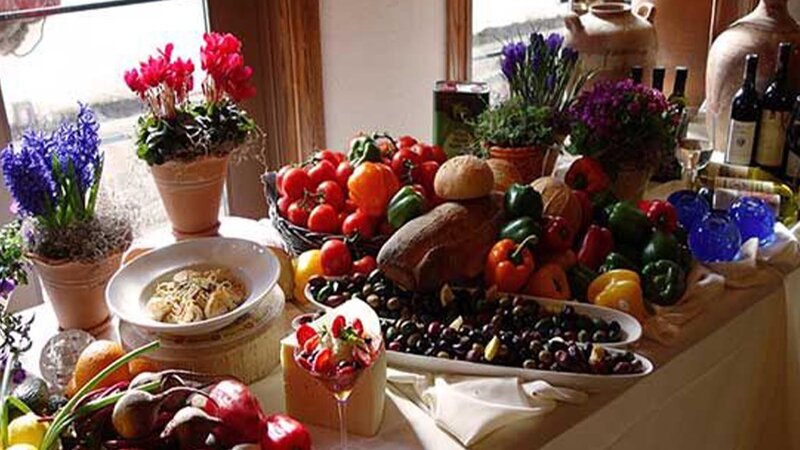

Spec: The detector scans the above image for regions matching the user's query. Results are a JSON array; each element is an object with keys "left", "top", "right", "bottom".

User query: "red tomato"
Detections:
[
  {"left": 343, "top": 199, "right": 358, "bottom": 214},
  {"left": 429, "top": 145, "right": 447, "bottom": 164},
  {"left": 317, "top": 149, "right": 342, "bottom": 165},
  {"left": 390, "top": 148, "right": 421, "bottom": 181},
  {"left": 397, "top": 135, "right": 418, "bottom": 150},
  {"left": 276, "top": 165, "right": 292, "bottom": 195},
  {"left": 316, "top": 181, "right": 345, "bottom": 211},
  {"left": 307, "top": 204, "right": 339, "bottom": 233},
  {"left": 282, "top": 168, "right": 311, "bottom": 200},
  {"left": 415, "top": 161, "right": 439, "bottom": 195},
  {"left": 307, "top": 160, "right": 336, "bottom": 189},
  {"left": 352, "top": 255, "right": 378, "bottom": 275},
  {"left": 335, "top": 161, "right": 354, "bottom": 188},
  {"left": 378, "top": 220, "right": 393, "bottom": 236},
  {"left": 348, "top": 162, "right": 400, "bottom": 217},
  {"left": 341, "top": 209, "right": 375, "bottom": 238},
  {"left": 412, "top": 143, "right": 434, "bottom": 162},
  {"left": 277, "top": 195, "right": 292, "bottom": 217},
  {"left": 320, "top": 240, "right": 353, "bottom": 276},
  {"left": 287, "top": 200, "right": 311, "bottom": 227}
]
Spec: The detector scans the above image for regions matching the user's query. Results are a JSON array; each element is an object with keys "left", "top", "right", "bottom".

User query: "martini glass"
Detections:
[{"left": 294, "top": 318, "right": 382, "bottom": 450}]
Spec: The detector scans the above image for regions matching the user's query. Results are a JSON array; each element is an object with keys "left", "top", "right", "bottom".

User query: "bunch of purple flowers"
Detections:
[
  {"left": 500, "top": 32, "right": 586, "bottom": 113},
  {"left": 1, "top": 104, "right": 103, "bottom": 228},
  {"left": 567, "top": 79, "right": 680, "bottom": 169}
]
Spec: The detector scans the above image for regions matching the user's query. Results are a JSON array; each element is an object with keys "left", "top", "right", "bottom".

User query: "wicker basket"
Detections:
[{"left": 262, "top": 172, "right": 389, "bottom": 256}]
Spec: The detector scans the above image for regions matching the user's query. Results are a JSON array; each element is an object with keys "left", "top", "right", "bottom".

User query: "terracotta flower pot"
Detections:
[
  {"left": 489, "top": 145, "right": 558, "bottom": 183},
  {"left": 30, "top": 252, "right": 123, "bottom": 335},
  {"left": 611, "top": 164, "right": 653, "bottom": 201},
  {"left": 150, "top": 155, "right": 229, "bottom": 239}
]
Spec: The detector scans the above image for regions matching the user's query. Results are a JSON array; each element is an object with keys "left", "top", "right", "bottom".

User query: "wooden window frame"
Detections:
[{"left": 446, "top": 0, "right": 472, "bottom": 81}]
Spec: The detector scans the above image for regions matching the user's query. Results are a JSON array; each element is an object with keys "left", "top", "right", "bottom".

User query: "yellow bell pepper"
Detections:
[
  {"left": 592, "top": 280, "right": 647, "bottom": 321},
  {"left": 293, "top": 249, "right": 323, "bottom": 303},
  {"left": 586, "top": 269, "right": 640, "bottom": 303}
]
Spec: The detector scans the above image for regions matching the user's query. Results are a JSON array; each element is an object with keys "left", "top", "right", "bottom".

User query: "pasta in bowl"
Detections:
[{"left": 107, "top": 237, "right": 280, "bottom": 336}]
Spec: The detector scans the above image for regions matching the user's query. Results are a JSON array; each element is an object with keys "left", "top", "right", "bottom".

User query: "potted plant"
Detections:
[
  {"left": 0, "top": 220, "right": 27, "bottom": 307},
  {"left": 124, "top": 32, "right": 257, "bottom": 239},
  {"left": 567, "top": 78, "right": 679, "bottom": 200},
  {"left": 0, "top": 104, "right": 133, "bottom": 334},
  {"left": 475, "top": 32, "right": 589, "bottom": 182}
]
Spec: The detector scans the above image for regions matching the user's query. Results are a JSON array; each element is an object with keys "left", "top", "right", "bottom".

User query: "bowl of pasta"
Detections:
[{"left": 106, "top": 237, "right": 281, "bottom": 336}]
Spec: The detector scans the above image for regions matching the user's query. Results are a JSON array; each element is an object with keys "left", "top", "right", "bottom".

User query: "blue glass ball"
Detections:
[
  {"left": 728, "top": 197, "right": 776, "bottom": 246},
  {"left": 668, "top": 190, "right": 710, "bottom": 231},
  {"left": 689, "top": 211, "right": 742, "bottom": 262}
]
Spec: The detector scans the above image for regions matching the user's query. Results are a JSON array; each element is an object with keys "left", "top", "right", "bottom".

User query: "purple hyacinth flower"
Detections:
[
  {"left": 1, "top": 139, "right": 57, "bottom": 217},
  {"left": 0, "top": 278, "right": 14, "bottom": 297},
  {"left": 501, "top": 41, "right": 527, "bottom": 80},
  {"left": 52, "top": 103, "right": 102, "bottom": 195},
  {"left": 545, "top": 33, "right": 564, "bottom": 53}
]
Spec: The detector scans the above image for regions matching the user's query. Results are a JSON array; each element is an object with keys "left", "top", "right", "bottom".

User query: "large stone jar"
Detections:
[
  {"left": 706, "top": 0, "right": 800, "bottom": 151},
  {"left": 564, "top": 2, "right": 657, "bottom": 86}
]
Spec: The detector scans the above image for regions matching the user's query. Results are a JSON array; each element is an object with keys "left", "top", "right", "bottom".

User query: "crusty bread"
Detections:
[
  {"left": 377, "top": 194, "right": 504, "bottom": 292},
  {"left": 434, "top": 155, "right": 494, "bottom": 200},
  {"left": 486, "top": 158, "right": 523, "bottom": 192}
]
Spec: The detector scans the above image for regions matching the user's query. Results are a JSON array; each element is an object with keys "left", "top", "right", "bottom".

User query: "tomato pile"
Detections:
[{"left": 275, "top": 133, "right": 446, "bottom": 237}]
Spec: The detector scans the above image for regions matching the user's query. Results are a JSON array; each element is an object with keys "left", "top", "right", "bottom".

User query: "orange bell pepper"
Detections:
[
  {"left": 587, "top": 269, "right": 647, "bottom": 321},
  {"left": 524, "top": 263, "right": 571, "bottom": 300},
  {"left": 485, "top": 237, "right": 536, "bottom": 293}
]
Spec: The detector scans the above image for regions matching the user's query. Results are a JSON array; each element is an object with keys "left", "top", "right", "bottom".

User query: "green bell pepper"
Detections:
[
  {"left": 641, "top": 231, "right": 680, "bottom": 266},
  {"left": 567, "top": 264, "right": 598, "bottom": 303},
  {"left": 607, "top": 201, "right": 652, "bottom": 247},
  {"left": 592, "top": 189, "right": 618, "bottom": 225},
  {"left": 598, "top": 252, "right": 638, "bottom": 273},
  {"left": 641, "top": 259, "right": 687, "bottom": 306},
  {"left": 348, "top": 135, "right": 383, "bottom": 166},
  {"left": 387, "top": 186, "right": 426, "bottom": 230},
  {"left": 504, "top": 184, "right": 543, "bottom": 220},
  {"left": 499, "top": 217, "right": 542, "bottom": 247}
]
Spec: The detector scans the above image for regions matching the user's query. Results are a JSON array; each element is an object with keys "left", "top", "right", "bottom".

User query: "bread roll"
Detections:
[
  {"left": 486, "top": 158, "right": 522, "bottom": 192},
  {"left": 434, "top": 155, "right": 494, "bottom": 200}
]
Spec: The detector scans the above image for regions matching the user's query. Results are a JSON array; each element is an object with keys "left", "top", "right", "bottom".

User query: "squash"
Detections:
[{"left": 530, "top": 177, "right": 583, "bottom": 234}]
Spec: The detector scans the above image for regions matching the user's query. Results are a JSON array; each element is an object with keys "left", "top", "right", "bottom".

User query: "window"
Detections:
[{"left": 0, "top": 0, "right": 209, "bottom": 234}]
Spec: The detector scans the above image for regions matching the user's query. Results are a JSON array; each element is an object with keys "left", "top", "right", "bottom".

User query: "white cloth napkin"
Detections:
[{"left": 387, "top": 368, "right": 587, "bottom": 447}]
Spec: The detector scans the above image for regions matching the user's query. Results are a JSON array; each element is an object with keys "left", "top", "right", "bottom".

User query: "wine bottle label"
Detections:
[
  {"left": 755, "top": 110, "right": 791, "bottom": 167},
  {"left": 713, "top": 176, "right": 775, "bottom": 194},
  {"left": 713, "top": 188, "right": 781, "bottom": 216},
  {"left": 785, "top": 152, "right": 800, "bottom": 180},
  {"left": 725, "top": 120, "right": 757, "bottom": 165},
  {"left": 715, "top": 163, "right": 752, "bottom": 179}
]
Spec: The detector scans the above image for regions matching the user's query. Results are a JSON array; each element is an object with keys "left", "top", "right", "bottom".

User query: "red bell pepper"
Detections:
[
  {"left": 572, "top": 189, "right": 593, "bottom": 233},
  {"left": 204, "top": 380, "right": 266, "bottom": 446},
  {"left": 261, "top": 414, "right": 312, "bottom": 450},
  {"left": 542, "top": 216, "right": 575, "bottom": 251},
  {"left": 577, "top": 225, "right": 615, "bottom": 270},
  {"left": 485, "top": 237, "right": 537, "bottom": 293},
  {"left": 638, "top": 200, "right": 678, "bottom": 234},
  {"left": 565, "top": 157, "right": 611, "bottom": 194}
]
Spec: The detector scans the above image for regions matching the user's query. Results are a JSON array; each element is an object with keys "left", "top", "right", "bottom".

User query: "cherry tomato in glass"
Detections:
[
  {"left": 348, "top": 162, "right": 400, "bottom": 217},
  {"left": 316, "top": 181, "right": 345, "bottom": 211},
  {"left": 390, "top": 148, "right": 421, "bottom": 181},
  {"left": 335, "top": 161, "right": 354, "bottom": 189},
  {"left": 276, "top": 165, "right": 292, "bottom": 195},
  {"left": 352, "top": 255, "right": 378, "bottom": 275},
  {"left": 320, "top": 239, "right": 353, "bottom": 276},
  {"left": 429, "top": 145, "right": 447, "bottom": 164},
  {"left": 317, "top": 149, "right": 342, "bottom": 166},
  {"left": 282, "top": 168, "right": 311, "bottom": 200},
  {"left": 397, "top": 135, "right": 418, "bottom": 150},
  {"left": 287, "top": 200, "right": 311, "bottom": 227},
  {"left": 412, "top": 143, "right": 434, "bottom": 162},
  {"left": 341, "top": 209, "right": 375, "bottom": 238},
  {"left": 307, "top": 160, "right": 336, "bottom": 189},
  {"left": 277, "top": 195, "right": 292, "bottom": 217},
  {"left": 308, "top": 204, "right": 339, "bottom": 233}
]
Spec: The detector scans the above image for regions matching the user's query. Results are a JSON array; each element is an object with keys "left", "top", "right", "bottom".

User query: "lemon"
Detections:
[{"left": 8, "top": 412, "right": 47, "bottom": 447}]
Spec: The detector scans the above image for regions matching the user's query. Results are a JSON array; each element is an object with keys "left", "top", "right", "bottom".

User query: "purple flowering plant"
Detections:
[
  {"left": 567, "top": 79, "right": 680, "bottom": 170},
  {"left": 1, "top": 103, "right": 103, "bottom": 228},
  {"left": 0, "top": 221, "right": 26, "bottom": 300}
]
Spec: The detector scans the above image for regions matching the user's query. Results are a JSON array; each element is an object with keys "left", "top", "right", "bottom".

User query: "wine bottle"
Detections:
[
  {"left": 702, "top": 161, "right": 782, "bottom": 183},
  {"left": 755, "top": 43, "right": 794, "bottom": 175},
  {"left": 725, "top": 54, "right": 761, "bottom": 166},
  {"left": 630, "top": 66, "right": 643, "bottom": 84},
  {"left": 783, "top": 95, "right": 800, "bottom": 186},
  {"left": 696, "top": 173, "right": 798, "bottom": 224},
  {"left": 668, "top": 66, "right": 688, "bottom": 110},
  {"left": 652, "top": 66, "right": 665, "bottom": 92}
]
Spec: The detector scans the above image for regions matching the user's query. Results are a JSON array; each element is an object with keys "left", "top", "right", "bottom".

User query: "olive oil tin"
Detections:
[{"left": 433, "top": 81, "right": 489, "bottom": 157}]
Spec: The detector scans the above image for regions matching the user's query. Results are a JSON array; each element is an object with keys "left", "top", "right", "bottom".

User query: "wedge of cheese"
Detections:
[{"left": 280, "top": 300, "right": 386, "bottom": 436}]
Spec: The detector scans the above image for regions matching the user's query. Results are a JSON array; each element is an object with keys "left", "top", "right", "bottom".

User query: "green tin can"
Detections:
[{"left": 433, "top": 80, "right": 490, "bottom": 157}]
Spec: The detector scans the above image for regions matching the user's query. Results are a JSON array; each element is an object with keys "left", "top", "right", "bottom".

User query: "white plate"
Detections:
[
  {"left": 388, "top": 347, "right": 653, "bottom": 392},
  {"left": 107, "top": 237, "right": 280, "bottom": 336}
]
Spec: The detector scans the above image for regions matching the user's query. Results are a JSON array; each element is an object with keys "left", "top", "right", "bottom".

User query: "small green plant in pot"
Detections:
[{"left": 0, "top": 220, "right": 27, "bottom": 304}]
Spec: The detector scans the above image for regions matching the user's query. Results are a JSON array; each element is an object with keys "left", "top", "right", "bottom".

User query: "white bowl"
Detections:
[{"left": 107, "top": 237, "right": 280, "bottom": 336}]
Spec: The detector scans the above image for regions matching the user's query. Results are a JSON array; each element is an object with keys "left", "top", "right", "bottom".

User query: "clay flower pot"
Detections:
[
  {"left": 611, "top": 164, "right": 654, "bottom": 201},
  {"left": 150, "top": 155, "right": 229, "bottom": 239},
  {"left": 489, "top": 145, "right": 558, "bottom": 183},
  {"left": 30, "top": 252, "right": 123, "bottom": 335}
]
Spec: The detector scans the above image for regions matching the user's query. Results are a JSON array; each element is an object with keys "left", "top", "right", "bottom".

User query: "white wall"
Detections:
[{"left": 320, "top": 0, "right": 446, "bottom": 150}]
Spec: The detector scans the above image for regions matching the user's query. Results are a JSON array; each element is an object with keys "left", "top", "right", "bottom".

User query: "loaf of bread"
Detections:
[
  {"left": 434, "top": 155, "right": 494, "bottom": 200},
  {"left": 377, "top": 194, "right": 504, "bottom": 292}
]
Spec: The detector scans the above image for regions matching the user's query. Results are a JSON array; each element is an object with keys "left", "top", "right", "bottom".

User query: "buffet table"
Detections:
[{"left": 18, "top": 218, "right": 800, "bottom": 450}]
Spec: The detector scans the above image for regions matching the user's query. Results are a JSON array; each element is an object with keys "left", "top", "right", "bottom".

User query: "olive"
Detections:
[
  {"left": 512, "top": 305, "right": 526, "bottom": 317},
  {"left": 534, "top": 318, "right": 552, "bottom": 332},
  {"left": 523, "top": 359, "right": 537, "bottom": 370},
  {"left": 388, "top": 341, "right": 403, "bottom": 352},
  {"left": 385, "top": 326, "right": 397, "bottom": 341},
  {"left": 414, "top": 338, "right": 430, "bottom": 353},
  {"left": 374, "top": 285, "right": 387, "bottom": 297},
  {"left": 425, "top": 347, "right": 437, "bottom": 357},
  {"left": 469, "top": 329, "right": 483, "bottom": 342},
  {"left": 562, "top": 305, "right": 574, "bottom": 316},
  {"left": 427, "top": 321, "right": 443, "bottom": 337},
  {"left": 567, "top": 344, "right": 580, "bottom": 359},
  {"left": 342, "top": 292, "right": 352, "bottom": 299},
  {"left": 512, "top": 296, "right": 526, "bottom": 308},
  {"left": 401, "top": 320, "right": 418, "bottom": 335},
  {"left": 308, "top": 275, "right": 326, "bottom": 288},
  {"left": 563, "top": 330, "right": 576, "bottom": 342},
  {"left": 547, "top": 339, "right": 567, "bottom": 353},
  {"left": 481, "top": 324, "right": 495, "bottom": 338},
  {"left": 368, "top": 269, "right": 382, "bottom": 283},
  {"left": 366, "top": 294, "right": 381, "bottom": 309},
  {"left": 538, "top": 350, "right": 553, "bottom": 365},
  {"left": 466, "top": 349, "right": 482, "bottom": 362},
  {"left": 400, "top": 307, "right": 412, "bottom": 320},
  {"left": 327, "top": 295, "right": 346, "bottom": 307},
  {"left": 437, "top": 339, "right": 449, "bottom": 350},
  {"left": 441, "top": 327, "right": 458, "bottom": 343},
  {"left": 406, "top": 333, "right": 422, "bottom": 348},
  {"left": 352, "top": 272, "right": 366, "bottom": 284},
  {"left": 608, "top": 329, "right": 620, "bottom": 342},
  {"left": 593, "top": 330, "right": 608, "bottom": 342},
  {"left": 362, "top": 284, "right": 375, "bottom": 296},
  {"left": 528, "top": 340, "right": 543, "bottom": 355},
  {"left": 436, "top": 351, "right": 451, "bottom": 359},
  {"left": 472, "top": 343, "right": 485, "bottom": 354},
  {"left": 577, "top": 329, "right": 590, "bottom": 343},
  {"left": 555, "top": 349, "right": 569, "bottom": 365},
  {"left": 490, "top": 314, "right": 504, "bottom": 329},
  {"left": 613, "top": 361, "right": 632, "bottom": 374},
  {"left": 498, "top": 296, "right": 512, "bottom": 310},
  {"left": 386, "top": 297, "right": 402, "bottom": 311},
  {"left": 592, "top": 317, "right": 606, "bottom": 328},
  {"left": 623, "top": 351, "right": 636, "bottom": 362}
]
